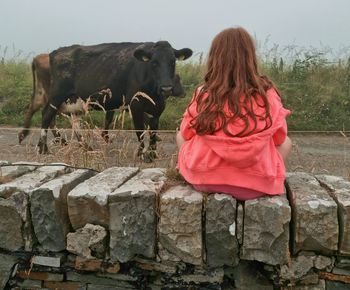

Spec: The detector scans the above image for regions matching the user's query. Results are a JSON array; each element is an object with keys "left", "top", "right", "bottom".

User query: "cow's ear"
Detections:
[
  {"left": 174, "top": 48, "right": 193, "bottom": 61},
  {"left": 134, "top": 49, "right": 152, "bottom": 62}
]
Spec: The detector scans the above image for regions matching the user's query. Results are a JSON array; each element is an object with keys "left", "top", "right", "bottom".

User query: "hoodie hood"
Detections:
[
  {"left": 202, "top": 127, "right": 274, "bottom": 168},
  {"left": 201, "top": 106, "right": 290, "bottom": 168}
]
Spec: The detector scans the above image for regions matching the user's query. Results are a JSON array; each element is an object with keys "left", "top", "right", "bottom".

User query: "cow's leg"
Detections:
[
  {"left": 102, "top": 111, "right": 114, "bottom": 142},
  {"left": 49, "top": 117, "right": 67, "bottom": 145},
  {"left": 146, "top": 116, "right": 160, "bottom": 161},
  {"left": 130, "top": 103, "right": 146, "bottom": 157},
  {"left": 38, "top": 104, "right": 58, "bottom": 154},
  {"left": 18, "top": 103, "right": 39, "bottom": 144}
]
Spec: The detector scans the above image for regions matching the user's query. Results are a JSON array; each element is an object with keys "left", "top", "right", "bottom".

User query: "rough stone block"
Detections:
[
  {"left": 0, "top": 165, "right": 69, "bottom": 198},
  {"left": 169, "top": 268, "right": 224, "bottom": 284},
  {"left": 336, "top": 257, "right": 350, "bottom": 270},
  {"left": 67, "top": 272, "right": 135, "bottom": 287},
  {"left": 241, "top": 194, "right": 291, "bottom": 265},
  {"left": 230, "top": 261, "right": 274, "bottom": 290},
  {"left": 0, "top": 164, "right": 36, "bottom": 180},
  {"left": 32, "top": 255, "right": 61, "bottom": 267},
  {"left": 87, "top": 285, "right": 135, "bottom": 290},
  {"left": 0, "top": 191, "right": 34, "bottom": 251},
  {"left": 67, "top": 224, "right": 107, "bottom": 259},
  {"left": 17, "top": 279, "right": 42, "bottom": 289},
  {"left": 159, "top": 185, "right": 203, "bottom": 265},
  {"left": 0, "top": 253, "right": 17, "bottom": 290},
  {"left": 320, "top": 271, "right": 350, "bottom": 286},
  {"left": 280, "top": 255, "right": 314, "bottom": 283},
  {"left": 316, "top": 174, "right": 350, "bottom": 256},
  {"left": 133, "top": 257, "right": 177, "bottom": 274},
  {"left": 286, "top": 172, "right": 338, "bottom": 255},
  {"left": 205, "top": 193, "right": 239, "bottom": 267},
  {"left": 67, "top": 167, "right": 139, "bottom": 229},
  {"left": 74, "top": 257, "right": 103, "bottom": 272},
  {"left": 282, "top": 280, "right": 325, "bottom": 289},
  {"left": 30, "top": 169, "right": 96, "bottom": 252},
  {"left": 74, "top": 257, "right": 120, "bottom": 273},
  {"left": 325, "top": 280, "right": 349, "bottom": 290},
  {"left": 109, "top": 168, "right": 165, "bottom": 263},
  {"left": 16, "top": 270, "right": 64, "bottom": 281},
  {"left": 43, "top": 281, "right": 87, "bottom": 290}
]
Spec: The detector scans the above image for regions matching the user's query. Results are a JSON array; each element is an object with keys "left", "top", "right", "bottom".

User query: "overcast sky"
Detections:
[{"left": 1, "top": 0, "right": 349, "bottom": 60}]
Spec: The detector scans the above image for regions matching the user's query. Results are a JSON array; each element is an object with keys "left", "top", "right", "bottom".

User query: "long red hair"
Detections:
[{"left": 189, "top": 27, "right": 276, "bottom": 137}]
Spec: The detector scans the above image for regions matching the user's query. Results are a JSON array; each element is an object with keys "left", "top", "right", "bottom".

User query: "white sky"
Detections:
[{"left": 1, "top": 0, "right": 349, "bottom": 60}]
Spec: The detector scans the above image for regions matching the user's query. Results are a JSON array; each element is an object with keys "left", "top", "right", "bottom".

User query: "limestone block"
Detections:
[
  {"left": 0, "top": 165, "right": 69, "bottom": 198},
  {"left": 205, "top": 193, "right": 239, "bottom": 267},
  {"left": 159, "top": 185, "right": 203, "bottom": 265},
  {"left": 0, "top": 164, "right": 36, "bottom": 180},
  {"left": 30, "top": 169, "right": 96, "bottom": 252},
  {"left": 241, "top": 194, "right": 291, "bottom": 265},
  {"left": 67, "top": 167, "right": 139, "bottom": 229},
  {"left": 286, "top": 172, "right": 338, "bottom": 255},
  {"left": 316, "top": 174, "right": 350, "bottom": 256},
  {"left": 0, "top": 191, "right": 35, "bottom": 251},
  {"left": 0, "top": 253, "right": 18, "bottom": 290},
  {"left": 67, "top": 224, "right": 107, "bottom": 259},
  {"left": 109, "top": 168, "right": 165, "bottom": 263}
]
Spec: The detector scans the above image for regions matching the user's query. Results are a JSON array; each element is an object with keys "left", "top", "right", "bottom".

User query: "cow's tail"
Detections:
[
  {"left": 18, "top": 59, "right": 37, "bottom": 144},
  {"left": 31, "top": 59, "right": 37, "bottom": 102}
]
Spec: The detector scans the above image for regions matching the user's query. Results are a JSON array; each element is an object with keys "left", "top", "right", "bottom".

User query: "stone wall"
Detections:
[{"left": 0, "top": 161, "right": 350, "bottom": 289}]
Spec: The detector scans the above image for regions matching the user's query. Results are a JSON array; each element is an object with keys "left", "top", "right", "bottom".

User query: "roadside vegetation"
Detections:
[{"left": 1, "top": 45, "right": 350, "bottom": 131}]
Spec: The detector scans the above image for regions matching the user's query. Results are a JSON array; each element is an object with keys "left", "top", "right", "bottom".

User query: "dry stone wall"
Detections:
[{"left": 0, "top": 161, "right": 350, "bottom": 289}]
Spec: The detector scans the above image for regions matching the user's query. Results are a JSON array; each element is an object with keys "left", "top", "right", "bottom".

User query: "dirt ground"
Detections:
[{"left": 0, "top": 127, "right": 349, "bottom": 179}]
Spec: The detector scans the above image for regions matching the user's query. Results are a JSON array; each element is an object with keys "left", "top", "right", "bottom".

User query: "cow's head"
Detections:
[{"left": 134, "top": 41, "right": 192, "bottom": 97}]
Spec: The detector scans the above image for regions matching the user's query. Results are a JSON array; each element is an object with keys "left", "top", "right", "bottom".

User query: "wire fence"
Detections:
[{"left": 0, "top": 126, "right": 349, "bottom": 135}]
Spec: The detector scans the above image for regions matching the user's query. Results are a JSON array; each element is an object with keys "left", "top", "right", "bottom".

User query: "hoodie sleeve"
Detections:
[
  {"left": 273, "top": 117, "right": 288, "bottom": 145},
  {"left": 180, "top": 108, "right": 196, "bottom": 140},
  {"left": 269, "top": 89, "right": 291, "bottom": 146}
]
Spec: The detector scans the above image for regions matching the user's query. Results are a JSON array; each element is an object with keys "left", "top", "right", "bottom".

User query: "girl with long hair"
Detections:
[{"left": 176, "top": 27, "right": 292, "bottom": 201}]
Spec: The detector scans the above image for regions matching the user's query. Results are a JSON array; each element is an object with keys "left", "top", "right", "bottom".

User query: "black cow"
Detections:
[
  {"left": 19, "top": 53, "right": 185, "bottom": 145},
  {"left": 37, "top": 41, "right": 192, "bottom": 158}
]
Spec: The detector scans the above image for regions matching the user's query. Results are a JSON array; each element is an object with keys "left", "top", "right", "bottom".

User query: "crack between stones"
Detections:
[
  {"left": 284, "top": 179, "right": 296, "bottom": 257},
  {"left": 315, "top": 176, "right": 343, "bottom": 256}
]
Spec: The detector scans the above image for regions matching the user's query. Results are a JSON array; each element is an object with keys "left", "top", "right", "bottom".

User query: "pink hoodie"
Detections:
[{"left": 178, "top": 88, "right": 291, "bottom": 195}]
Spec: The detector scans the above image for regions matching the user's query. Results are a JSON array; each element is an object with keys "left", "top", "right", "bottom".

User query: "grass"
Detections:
[{"left": 0, "top": 45, "right": 350, "bottom": 132}]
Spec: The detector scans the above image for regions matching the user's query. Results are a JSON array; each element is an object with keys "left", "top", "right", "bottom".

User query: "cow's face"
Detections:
[{"left": 134, "top": 41, "right": 192, "bottom": 97}]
